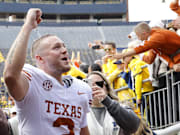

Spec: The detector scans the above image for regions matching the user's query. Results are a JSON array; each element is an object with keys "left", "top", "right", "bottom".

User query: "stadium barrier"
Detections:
[{"left": 114, "top": 68, "right": 180, "bottom": 131}]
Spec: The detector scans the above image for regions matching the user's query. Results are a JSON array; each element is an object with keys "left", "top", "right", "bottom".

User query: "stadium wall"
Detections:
[{"left": 0, "top": 2, "right": 126, "bottom": 15}]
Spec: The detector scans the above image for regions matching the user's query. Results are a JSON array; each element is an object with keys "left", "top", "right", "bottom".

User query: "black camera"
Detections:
[{"left": 92, "top": 45, "right": 100, "bottom": 49}]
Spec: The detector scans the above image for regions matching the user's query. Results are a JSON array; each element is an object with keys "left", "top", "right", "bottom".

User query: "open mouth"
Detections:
[
  {"left": 61, "top": 57, "right": 70, "bottom": 64},
  {"left": 62, "top": 57, "right": 68, "bottom": 61}
]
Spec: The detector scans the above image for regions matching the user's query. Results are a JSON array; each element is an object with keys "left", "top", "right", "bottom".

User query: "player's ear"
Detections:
[{"left": 35, "top": 55, "right": 44, "bottom": 63}]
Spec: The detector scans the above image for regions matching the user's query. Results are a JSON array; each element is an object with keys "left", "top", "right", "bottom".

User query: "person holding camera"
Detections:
[{"left": 86, "top": 71, "right": 140, "bottom": 135}]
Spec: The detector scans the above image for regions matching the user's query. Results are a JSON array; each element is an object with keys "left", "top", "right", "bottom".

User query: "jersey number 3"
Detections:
[{"left": 53, "top": 117, "right": 75, "bottom": 135}]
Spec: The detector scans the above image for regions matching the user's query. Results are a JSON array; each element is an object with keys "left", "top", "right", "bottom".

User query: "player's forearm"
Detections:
[{"left": 4, "top": 24, "right": 32, "bottom": 77}]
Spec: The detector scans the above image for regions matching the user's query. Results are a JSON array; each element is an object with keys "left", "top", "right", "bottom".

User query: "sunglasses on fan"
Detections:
[
  {"left": 104, "top": 48, "right": 112, "bottom": 52},
  {"left": 83, "top": 79, "right": 105, "bottom": 88},
  {"left": 95, "top": 81, "right": 105, "bottom": 88}
]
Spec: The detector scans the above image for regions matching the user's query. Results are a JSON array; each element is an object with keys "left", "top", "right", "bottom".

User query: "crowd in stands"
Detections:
[{"left": 0, "top": 0, "right": 180, "bottom": 135}]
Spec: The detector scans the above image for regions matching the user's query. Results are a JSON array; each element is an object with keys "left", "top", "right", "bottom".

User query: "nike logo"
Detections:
[{"left": 78, "top": 91, "right": 86, "bottom": 95}]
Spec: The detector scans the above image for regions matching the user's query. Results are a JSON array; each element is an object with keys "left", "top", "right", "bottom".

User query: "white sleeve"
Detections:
[
  {"left": 15, "top": 64, "right": 39, "bottom": 109},
  {"left": 80, "top": 112, "right": 88, "bottom": 128},
  {"left": 76, "top": 79, "right": 92, "bottom": 113},
  {"left": 79, "top": 82, "right": 92, "bottom": 128},
  {"left": 84, "top": 84, "right": 92, "bottom": 113},
  {"left": 87, "top": 87, "right": 92, "bottom": 113}
]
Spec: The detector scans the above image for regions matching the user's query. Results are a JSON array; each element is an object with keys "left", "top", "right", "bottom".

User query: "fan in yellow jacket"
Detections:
[
  {"left": 102, "top": 58, "right": 117, "bottom": 76},
  {"left": 63, "top": 65, "right": 87, "bottom": 79},
  {"left": 124, "top": 57, "right": 154, "bottom": 105},
  {"left": 107, "top": 60, "right": 135, "bottom": 101}
]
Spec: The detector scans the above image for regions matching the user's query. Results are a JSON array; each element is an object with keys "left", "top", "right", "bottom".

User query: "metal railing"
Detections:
[
  {"left": 141, "top": 70, "right": 180, "bottom": 130},
  {"left": 114, "top": 68, "right": 180, "bottom": 130}
]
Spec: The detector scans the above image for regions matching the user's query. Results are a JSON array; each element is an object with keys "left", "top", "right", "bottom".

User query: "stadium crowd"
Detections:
[{"left": 0, "top": 0, "right": 180, "bottom": 135}]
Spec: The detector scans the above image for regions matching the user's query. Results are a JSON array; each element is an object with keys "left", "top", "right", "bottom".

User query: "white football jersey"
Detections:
[{"left": 15, "top": 64, "right": 92, "bottom": 135}]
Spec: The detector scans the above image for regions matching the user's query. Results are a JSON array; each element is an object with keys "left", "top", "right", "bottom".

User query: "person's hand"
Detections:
[
  {"left": 88, "top": 42, "right": 93, "bottom": 48},
  {"left": 173, "top": 63, "right": 180, "bottom": 72},
  {"left": 92, "top": 86, "right": 107, "bottom": 102},
  {"left": 24, "top": 8, "right": 42, "bottom": 30},
  {"left": 112, "top": 53, "right": 124, "bottom": 59},
  {"left": 102, "top": 55, "right": 112, "bottom": 64}
]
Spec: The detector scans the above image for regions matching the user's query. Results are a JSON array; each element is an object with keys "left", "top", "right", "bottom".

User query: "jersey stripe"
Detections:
[{"left": 22, "top": 70, "right": 32, "bottom": 81}]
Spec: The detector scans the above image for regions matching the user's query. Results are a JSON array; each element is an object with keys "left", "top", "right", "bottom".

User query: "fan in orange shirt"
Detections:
[{"left": 112, "top": 22, "right": 180, "bottom": 72}]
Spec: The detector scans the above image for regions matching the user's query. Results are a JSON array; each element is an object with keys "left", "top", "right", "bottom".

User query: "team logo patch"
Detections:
[{"left": 43, "top": 80, "right": 53, "bottom": 91}]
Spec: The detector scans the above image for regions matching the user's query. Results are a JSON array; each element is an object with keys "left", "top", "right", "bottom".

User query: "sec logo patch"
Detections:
[{"left": 43, "top": 80, "right": 53, "bottom": 91}]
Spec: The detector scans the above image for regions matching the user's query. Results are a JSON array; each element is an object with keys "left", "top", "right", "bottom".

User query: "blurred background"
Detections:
[{"left": 0, "top": 1, "right": 180, "bottom": 134}]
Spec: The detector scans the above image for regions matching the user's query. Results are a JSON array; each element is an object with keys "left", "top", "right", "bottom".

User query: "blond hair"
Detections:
[
  {"left": 132, "top": 118, "right": 153, "bottom": 135},
  {"left": 31, "top": 34, "right": 55, "bottom": 59},
  {"left": 134, "top": 22, "right": 151, "bottom": 34}
]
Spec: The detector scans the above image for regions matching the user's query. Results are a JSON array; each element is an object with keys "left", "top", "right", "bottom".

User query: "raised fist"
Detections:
[{"left": 24, "top": 8, "right": 42, "bottom": 30}]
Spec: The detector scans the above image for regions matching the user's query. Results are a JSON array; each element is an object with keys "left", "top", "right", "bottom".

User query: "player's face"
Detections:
[{"left": 40, "top": 36, "right": 71, "bottom": 74}]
